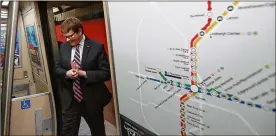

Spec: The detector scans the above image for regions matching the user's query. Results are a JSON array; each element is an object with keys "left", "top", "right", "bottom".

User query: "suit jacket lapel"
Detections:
[
  {"left": 81, "top": 36, "right": 91, "bottom": 68},
  {"left": 65, "top": 42, "right": 72, "bottom": 69}
]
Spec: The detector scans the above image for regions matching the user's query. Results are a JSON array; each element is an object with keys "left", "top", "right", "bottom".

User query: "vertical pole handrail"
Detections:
[
  {"left": 1, "top": 1, "right": 19, "bottom": 135},
  {"left": 102, "top": 2, "right": 122, "bottom": 135},
  {"left": 0, "top": 1, "right": 2, "bottom": 135}
]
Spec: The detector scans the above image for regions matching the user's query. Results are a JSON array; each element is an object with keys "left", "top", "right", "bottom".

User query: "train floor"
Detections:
[{"left": 78, "top": 117, "right": 117, "bottom": 135}]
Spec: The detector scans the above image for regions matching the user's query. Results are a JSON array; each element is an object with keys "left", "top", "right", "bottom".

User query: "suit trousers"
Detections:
[{"left": 61, "top": 98, "right": 106, "bottom": 136}]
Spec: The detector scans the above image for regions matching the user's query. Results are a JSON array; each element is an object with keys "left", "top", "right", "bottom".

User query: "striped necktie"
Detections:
[{"left": 73, "top": 44, "right": 83, "bottom": 102}]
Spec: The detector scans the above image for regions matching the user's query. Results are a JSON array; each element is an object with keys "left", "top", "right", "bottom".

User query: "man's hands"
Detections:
[
  {"left": 66, "top": 69, "right": 79, "bottom": 79},
  {"left": 66, "top": 61, "right": 87, "bottom": 79},
  {"left": 78, "top": 70, "right": 87, "bottom": 77}
]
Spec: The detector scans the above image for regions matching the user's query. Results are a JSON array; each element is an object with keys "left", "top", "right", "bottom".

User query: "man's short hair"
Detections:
[{"left": 60, "top": 17, "right": 83, "bottom": 34}]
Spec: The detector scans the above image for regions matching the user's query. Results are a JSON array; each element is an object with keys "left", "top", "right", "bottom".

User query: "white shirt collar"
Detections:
[
  {"left": 71, "top": 34, "right": 85, "bottom": 61},
  {"left": 79, "top": 34, "right": 85, "bottom": 46}
]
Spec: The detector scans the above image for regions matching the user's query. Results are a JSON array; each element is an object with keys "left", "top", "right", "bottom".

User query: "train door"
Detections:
[
  {"left": 44, "top": 1, "right": 118, "bottom": 135},
  {"left": 38, "top": 1, "right": 118, "bottom": 135},
  {"left": 0, "top": 1, "right": 56, "bottom": 135}
]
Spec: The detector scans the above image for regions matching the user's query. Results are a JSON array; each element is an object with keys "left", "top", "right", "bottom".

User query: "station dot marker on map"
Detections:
[
  {"left": 253, "top": 31, "right": 258, "bottom": 35},
  {"left": 211, "top": 72, "right": 215, "bottom": 76},
  {"left": 232, "top": 96, "right": 240, "bottom": 102},
  {"left": 199, "top": 31, "right": 205, "bottom": 37},
  {"left": 192, "top": 76, "right": 197, "bottom": 81},
  {"left": 211, "top": 90, "right": 218, "bottom": 96},
  {"left": 217, "top": 16, "right": 223, "bottom": 21},
  {"left": 191, "top": 48, "right": 196, "bottom": 52},
  {"left": 191, "top": 85, "right": 199, "bottom": 92},
  {"left": 246, "top": 102, "right": 254, "bottom": 107},
  {"left": 220, "top": 93, "right": 227, "bottom": 99},
  {"left": 263, "top": 106, "right": 271, "bottom": 111},
  {"left": 265, "top": 64, "right": 270, "bottom": 69},
  {"left": 191, "top": 51, "right": 197, "bottom": 56},
  {"left": 207, "top": 12, "right": 213, "bottom": 17},
  {"left": 187, "top": 92, "right": 193, "bottom": 97},
  {"left": 201, "top": 88, "right": 207, "bottom": 93},
  {"left": 227, "top": 5, "right": 234, "bottom": 11}
]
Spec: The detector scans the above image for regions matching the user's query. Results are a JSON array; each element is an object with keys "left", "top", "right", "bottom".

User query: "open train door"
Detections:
[{"left": 1, "top": 1, "right": 56, "bottom": 135}]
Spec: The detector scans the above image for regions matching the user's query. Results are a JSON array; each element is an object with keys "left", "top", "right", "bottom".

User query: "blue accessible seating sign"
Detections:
[{"left": 21, "top": 99, "right": 31, "bottom": 110}]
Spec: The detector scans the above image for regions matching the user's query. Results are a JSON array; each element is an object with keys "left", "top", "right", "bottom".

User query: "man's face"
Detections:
[{"left": 62, "top": 29, "right": 82, "bottom": 46}]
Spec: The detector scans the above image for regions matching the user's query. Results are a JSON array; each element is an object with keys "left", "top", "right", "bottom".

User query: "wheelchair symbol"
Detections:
[{"left": 21, "top": 99, "right": 31, "bottom": 110}]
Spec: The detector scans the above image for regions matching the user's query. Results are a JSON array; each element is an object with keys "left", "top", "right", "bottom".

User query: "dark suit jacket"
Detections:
[{"left": 56, "top": 36, "right": 112, "bottom": 112}]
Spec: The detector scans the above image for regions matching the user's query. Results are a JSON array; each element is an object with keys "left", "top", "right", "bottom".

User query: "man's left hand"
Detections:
[{"left": 78, "top": 70, "right": 87, "bottom": 78}]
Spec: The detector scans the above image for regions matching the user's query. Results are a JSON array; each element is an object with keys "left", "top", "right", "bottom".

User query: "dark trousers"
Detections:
[{"left": 61, "top": 99, "right": 106, "bottom": 136}]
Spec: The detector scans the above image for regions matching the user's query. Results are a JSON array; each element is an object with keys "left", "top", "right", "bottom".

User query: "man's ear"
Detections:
[{"left": 78, "top": 28, "right": 83, "bottom": 35}]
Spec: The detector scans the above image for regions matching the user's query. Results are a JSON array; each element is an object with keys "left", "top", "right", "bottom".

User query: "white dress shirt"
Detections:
[{"left": 71, "top": 35, "right": 85, "bottom": 62}]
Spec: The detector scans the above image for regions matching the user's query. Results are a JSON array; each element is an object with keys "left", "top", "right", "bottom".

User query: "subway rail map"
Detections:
[{"left": 107, "top": 1, "right": 275, "bottom": 135}]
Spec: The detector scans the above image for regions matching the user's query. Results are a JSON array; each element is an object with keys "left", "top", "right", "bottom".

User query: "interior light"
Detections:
[
  {"left": 1, "top": 11, "right": 8, "bottom": 14},
  {"left": 2, "top": 1, "right": 9, "bottom": 6},
  {"left": 1, "top": 15, "right": 8, "bottom": 18},
  {"left": 53, "top": 7, "right": 59, "bottom": 13}
]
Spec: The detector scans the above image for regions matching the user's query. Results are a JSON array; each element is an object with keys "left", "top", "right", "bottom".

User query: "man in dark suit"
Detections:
[{"left": 56, "top": 17, "right": 112, "bottom": 136}]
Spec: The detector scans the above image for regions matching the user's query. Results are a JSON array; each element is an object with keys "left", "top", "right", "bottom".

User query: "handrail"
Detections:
[
  {"left": 103, "top": 2, "right": 122, "bottom": 135},
  {"left": 1, "top": 1, "right": 19, "bottom": 135},
  {"left": 0, "top": 1, "right": 2, "bottom": 135}
]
